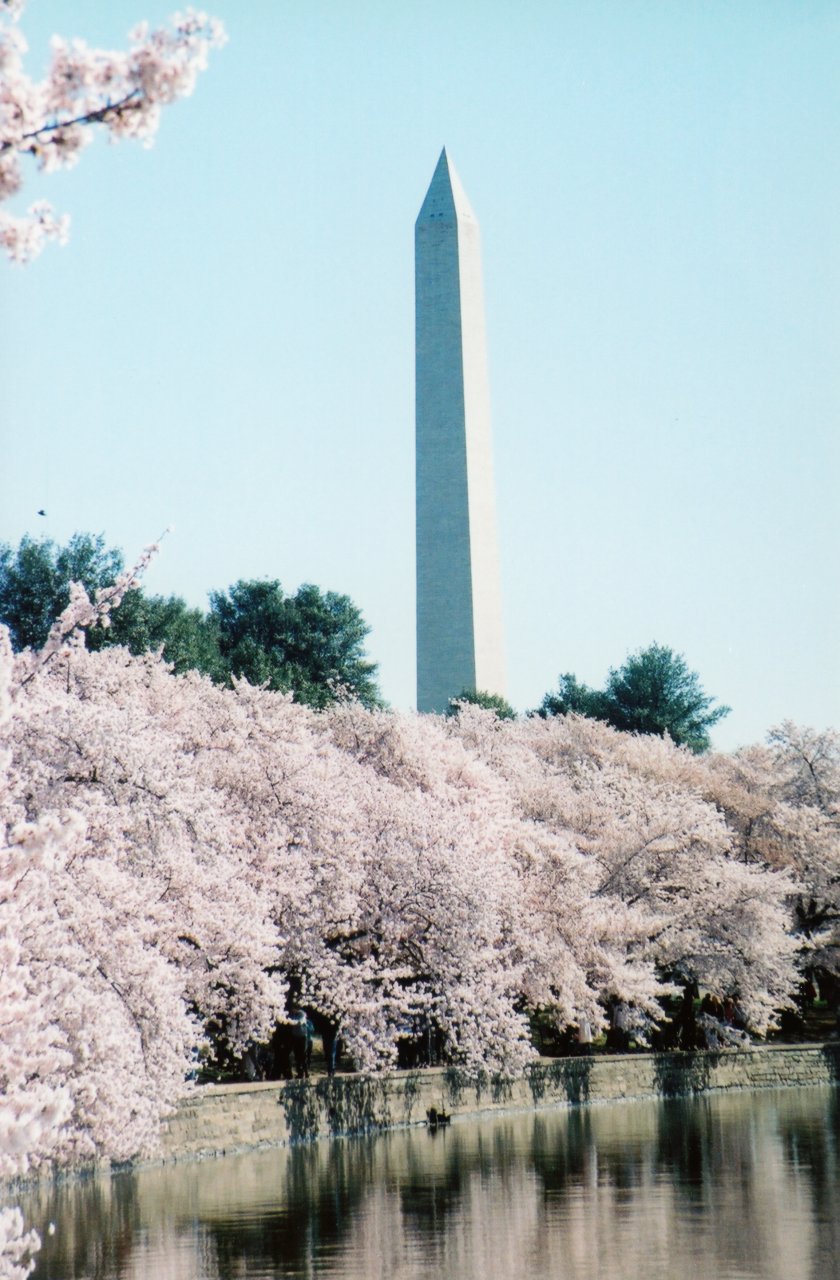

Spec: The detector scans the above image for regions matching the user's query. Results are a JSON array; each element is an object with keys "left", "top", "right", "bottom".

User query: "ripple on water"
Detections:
[{"left": 14, "top": 1085, "right": 840, "bottom": 1280}]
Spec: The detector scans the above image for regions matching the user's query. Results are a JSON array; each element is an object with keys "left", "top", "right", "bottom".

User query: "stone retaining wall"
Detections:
[{"left": 159, "top": 1042, "right": 840, "bottom": 1163}]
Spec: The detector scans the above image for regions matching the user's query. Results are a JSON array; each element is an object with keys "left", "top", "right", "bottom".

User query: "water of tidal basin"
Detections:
[{"left": 24, "top": 1086, "right": 840, "bottom": 1280}]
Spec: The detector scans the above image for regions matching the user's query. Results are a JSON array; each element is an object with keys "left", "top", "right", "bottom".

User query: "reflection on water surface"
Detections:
[{"left": 21, "top": 1086, "right": 840, "bottom": 1280}]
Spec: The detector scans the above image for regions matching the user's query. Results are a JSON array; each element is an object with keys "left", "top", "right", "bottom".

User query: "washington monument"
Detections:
[{"left": 415, "top": 149, "right": 506, "bottom": 713}]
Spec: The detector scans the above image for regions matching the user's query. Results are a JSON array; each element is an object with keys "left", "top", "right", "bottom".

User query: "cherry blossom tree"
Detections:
[
  {"left": 0, "top": 548, "right": 281, "bottom": 1275},
  {"left": 694, "top": 725, "right": 840, "bottom": 989},
  {"left": 326, "top": 703, "right": 662, "bottom": 1049},
  {"left": 223, "top": 692, "right": 534, "bottom": 1073},
  {"left": 9, "top": 652, "right": 290, "bottom": 1156},
  {"left": 0, "top": 632, "right": 73, "bottom": 1280},
  {"left": 447, "top": 707, "right": 801, "bottom": 1041},
  {"left": 0, "top": 2, "right": 225, "bottom": 262}
]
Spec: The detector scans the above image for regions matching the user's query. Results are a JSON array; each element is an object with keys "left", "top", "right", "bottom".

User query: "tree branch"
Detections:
[{"left": 1, "top": 91, "right": 143, "bottom": 154}]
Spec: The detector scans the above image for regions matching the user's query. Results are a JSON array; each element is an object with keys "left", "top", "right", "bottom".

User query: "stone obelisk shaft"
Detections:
[{"left": 415, "top": 149, "right": 506, "bottom": 713}]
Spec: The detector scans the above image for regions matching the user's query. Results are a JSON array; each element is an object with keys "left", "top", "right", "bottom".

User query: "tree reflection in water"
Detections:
[{"left": 20, "top": 1086, "right": 840, "bottom": 1280}]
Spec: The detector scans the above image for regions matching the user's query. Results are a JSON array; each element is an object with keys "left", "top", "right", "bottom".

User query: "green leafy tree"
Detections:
[
  {"left": 539, "top": 643, "right": 729, "bottom": 753},
  {"left": 209, "top": 579, "right": 382, "bottom": 709},
  {"left": 0, "top": 532, "right": 123, "bottom": 649},
  {"left": 446, "top": 688, "right": 517, "bottom": 720},
  {"left": 0, "top": 533, "right": 221, "bottom": 676},
  {"left": 537, "top": 673, "right": 608, "bottom": 722},
  {"left": 0, "top": 535, "right": 382, "bottom": 707},
  {"left": 107, "top": 594, "right": 221, "bottom": 677}
]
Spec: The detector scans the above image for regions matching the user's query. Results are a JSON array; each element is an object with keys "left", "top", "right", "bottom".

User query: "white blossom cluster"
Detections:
[
  {"left": 0, "top": 3, "right": 225, "bottom": 261},
  {"left": 0, "top": 1206, "right": 40, "bottom": 1280}
]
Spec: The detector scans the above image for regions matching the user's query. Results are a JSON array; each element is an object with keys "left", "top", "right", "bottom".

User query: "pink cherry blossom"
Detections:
[{"left": 0, "top": 4, "right": 225, "bottom": 262}]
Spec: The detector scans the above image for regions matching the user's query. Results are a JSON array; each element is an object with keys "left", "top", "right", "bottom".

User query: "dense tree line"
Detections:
[
  {"left": 0, "top": 538, "right": 737, "bottom": 745},
  {"left": 0, "top": 534, "right": 383, "bottom": 710}
]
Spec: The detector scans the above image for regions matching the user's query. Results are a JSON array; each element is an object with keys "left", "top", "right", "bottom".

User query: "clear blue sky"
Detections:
[{"left": 3, "top": 1, "right": 838, "bottom": 749}]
